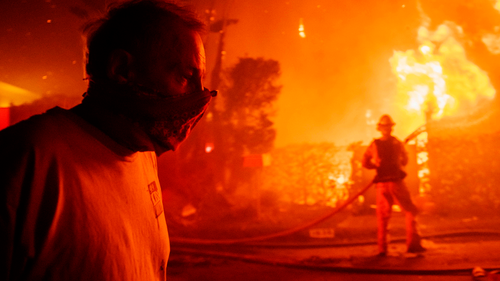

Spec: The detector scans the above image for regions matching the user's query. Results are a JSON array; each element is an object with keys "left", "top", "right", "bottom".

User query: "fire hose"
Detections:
[
  {"left": 169, "top": 126, "right": 500, "bottom": 276},
  {"left": 169, "top": 180, "right": 374, "bottom": 245},
  {"left": 170, "top": 126, "right": 428, "bottom": 245},
  {"left": 169, "top": 176, "right": 500, "bottom": 277}
]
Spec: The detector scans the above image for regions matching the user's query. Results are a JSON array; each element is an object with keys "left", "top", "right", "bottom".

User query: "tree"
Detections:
[
  {"left": 221, "top": 57, "right": 281, "bottom": 153},
  {"left": 217, "top": 57, "right": 282, "bottom": 193}
]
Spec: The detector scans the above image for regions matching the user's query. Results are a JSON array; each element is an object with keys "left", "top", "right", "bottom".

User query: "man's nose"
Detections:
[
  {"left": 191, "top": 79, "right": 203, "bottom": 93},
  {"left": 205, "top": 87, "right": 218, "bottom": 97}
]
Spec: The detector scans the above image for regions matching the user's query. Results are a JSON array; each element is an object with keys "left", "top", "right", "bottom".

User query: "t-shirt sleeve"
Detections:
[
  {"left": 0, "top": 121, "right": 58, "bottom": 281},
  {"left": 0, "top": 124, "right": 33, "bottom": 280}
]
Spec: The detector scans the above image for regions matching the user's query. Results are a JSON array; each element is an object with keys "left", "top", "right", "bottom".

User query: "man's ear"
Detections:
[{"left": 106, "top": 49, "right": 135, "bottom": 83}]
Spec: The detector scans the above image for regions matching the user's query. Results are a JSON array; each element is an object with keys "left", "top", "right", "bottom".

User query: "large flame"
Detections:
[
  {"left": 389, "top": 23, "right": 497, "bottom": 198},
  {"left": 390, "top": 24, "right": 495, "bottom": 122}
]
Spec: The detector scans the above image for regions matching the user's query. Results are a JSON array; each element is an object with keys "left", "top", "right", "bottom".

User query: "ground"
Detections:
[{"left": 166, "top": 211, "right": 500, "bottom": 280}]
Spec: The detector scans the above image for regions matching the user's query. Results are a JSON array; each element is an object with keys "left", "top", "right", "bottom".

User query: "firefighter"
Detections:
[{"left": 362, "top": 114, "right": 426, "bottom": 256}]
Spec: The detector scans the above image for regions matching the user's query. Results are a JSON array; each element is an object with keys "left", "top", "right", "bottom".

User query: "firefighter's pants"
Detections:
[{"left": 376, "top": 180, "right": 421, "bottom": 253}]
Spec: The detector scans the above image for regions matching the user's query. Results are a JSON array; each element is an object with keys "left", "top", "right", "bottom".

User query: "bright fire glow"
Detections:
[
  {"left": 365, "top": 109, "right": 376, "bottom": 125},
  {"left": 205, "top": 142, "right": 214, "bottom": 153},
  {"left": 390, "top": 24, "right": 495, "bottom": 121},
  {"left": 0, "top": 81, "right": 40, "bottom": 107},
  {"left": 298, "top": 18, "right": 306, "bottom": 38},
  {"left": 335, "top": 174, "right": 347, "bottom": 185}
]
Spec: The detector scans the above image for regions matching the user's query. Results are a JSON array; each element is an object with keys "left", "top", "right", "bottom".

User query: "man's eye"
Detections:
[
  {"left": 178, "top": 73, "right": 192, "bottom": 83},
  {"left": 175, "top": 75, "right": 187, "bottom": 84}
]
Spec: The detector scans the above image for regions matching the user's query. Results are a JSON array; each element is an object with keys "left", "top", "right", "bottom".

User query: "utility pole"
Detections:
[{"left": 206, "top": 1, "right": 238, "bottom": 190}]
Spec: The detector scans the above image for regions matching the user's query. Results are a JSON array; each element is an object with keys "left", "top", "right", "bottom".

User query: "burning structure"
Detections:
[{"left": 386, "top": 3, "right": 500, "bottom": 216}]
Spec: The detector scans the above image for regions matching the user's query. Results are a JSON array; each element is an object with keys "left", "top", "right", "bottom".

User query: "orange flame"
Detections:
[
  {"left": 390, "top": 24, "right": 495, "bottom": 122},
  {"left": 298, "top": 18, "right": 306, "bottom": 38}
]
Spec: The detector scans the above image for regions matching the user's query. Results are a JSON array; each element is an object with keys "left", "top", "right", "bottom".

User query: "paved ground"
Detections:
[{"left": 167, "top": 213, "right": 500, "bottom": 280}]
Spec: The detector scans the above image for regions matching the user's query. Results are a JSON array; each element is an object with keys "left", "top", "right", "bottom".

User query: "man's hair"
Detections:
[{"left": 83, "top": 0, "right": 205, "bottom": 81}]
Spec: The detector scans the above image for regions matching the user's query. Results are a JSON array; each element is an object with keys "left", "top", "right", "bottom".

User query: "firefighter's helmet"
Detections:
[{"left": 377, "top": 114, "right": 395, "bottom": 127}]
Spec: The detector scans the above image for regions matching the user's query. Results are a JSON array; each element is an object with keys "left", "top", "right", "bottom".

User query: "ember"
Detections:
[{"left": 298, "top": 18, "right": 306, "bottom": 38}]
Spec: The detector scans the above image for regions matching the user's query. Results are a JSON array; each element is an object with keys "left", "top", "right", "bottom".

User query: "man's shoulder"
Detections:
[
  {"left": 390, "top": 136, "right": 404, "bottom": 145},
  {"left": 366, "top": 139, "right": 377, "bottom": 147},
  {"left": 374, "top": 136, "right": 403, "bottom": 144},
  {"left": 364, "top": 139, "right": 377, "bottom": 152},
  {"left": 0, "top": 107, "right": 77, "bottom": 147},
  {"left": 3, "top": 106, "right": 59, "bottom": 129}
]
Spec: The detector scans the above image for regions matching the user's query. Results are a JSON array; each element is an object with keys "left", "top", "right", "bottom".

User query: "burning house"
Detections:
[{"left": 388, "top": 20, "right": 500, "bottom": 216}]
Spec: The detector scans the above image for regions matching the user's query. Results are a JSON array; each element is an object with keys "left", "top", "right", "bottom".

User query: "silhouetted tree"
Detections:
[{"left": 218, "top": 57, "right": 282, "bottom": 193}]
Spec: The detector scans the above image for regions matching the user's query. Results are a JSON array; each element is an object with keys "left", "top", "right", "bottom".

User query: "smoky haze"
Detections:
[
  {"left": 201, "top": 0, "right": 423, "bottom": 146},
  {"left": 0, "top": 0, "right": 497, "bottom": 146}
]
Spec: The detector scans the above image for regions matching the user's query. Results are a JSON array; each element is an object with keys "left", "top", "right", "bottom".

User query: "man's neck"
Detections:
[
  {"left": 71, "top": 100, "right": 157, "bottom": 154},
  {"left": 380, "top": 134, "right": 392, "bottom": 140}
]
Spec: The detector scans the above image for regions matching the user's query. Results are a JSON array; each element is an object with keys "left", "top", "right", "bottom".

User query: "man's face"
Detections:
[
  {"left": 134, "top": 27, "right": 206, "bottom": 96},
  {"left": 378, "top": 125, "right": 393, "bottom": 137}
]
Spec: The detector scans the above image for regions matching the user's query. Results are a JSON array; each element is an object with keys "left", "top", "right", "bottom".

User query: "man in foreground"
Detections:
[
  {"left": 362, "top": 114, "right": 426, "bottom": 256},
  {"left": 0, "top": 1, "right": 215, "bottom": 280}
]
